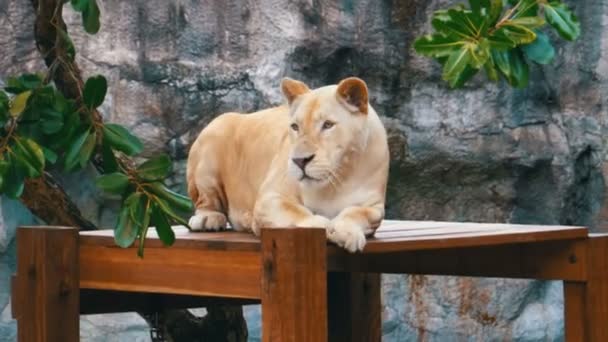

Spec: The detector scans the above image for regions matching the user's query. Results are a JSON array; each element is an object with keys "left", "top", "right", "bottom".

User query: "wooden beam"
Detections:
[
  {"left": 12, "top": 226, "right": 79, "bottom": 342},
  {"left": 80, "top": 289, "right": 259, "bottom": 315},
  {"left": 328, "top": 272, "right": 381, "bottom": 342},
  {"left": 261, "top": 228, "right": 328, "bottom": 342},
  {"left": 329, "top": 240, "right": 587, "bottom": 281},
  {"left": 564, "top": 281, "right": 586, "bottom": 342},
  {"left": 583, "top": 234, "right": 608, "bottom": 341},
  {"left": 79, "top": 245, "right": 262, "bottom": 299}
]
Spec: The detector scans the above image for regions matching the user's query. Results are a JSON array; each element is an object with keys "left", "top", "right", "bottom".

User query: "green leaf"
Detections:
[
  {"left": 0, "top": 91, "right": 9, "bottom": 121},
  {"left": 498, "top": 24, "right": 537, "bottom": 45},
  {"left": 509, "top": 17, "right": 545, "bottom": 29},
  {"left": 470, "top": 0, "right": 503, "bottom": 29},
  {"left": 102, "top": 124, "right": 143, "bottom": 156},
  {"left": 5, "top": 74, "right": 43, "bottom": 94},
  {"left": 101, "top": 140, "right": 119, "bottom": 173},
  {"left": 64, "top": 130, "right": 90, "bottom": 171},
  {"left": 146, "top": 182, "right": 194, "bottom": 212},
  {"left": 153, "top": 196, "right": 190, "bottom": 227},
  {"left": 12, "top": 137, "right": 45, "bottom": 177},
  {"left": 9, "top": 91, "right": 32, "bottom": 117},
  {"left": 0, "top": 159, "right": 6, "bottom": 192},
  {"left": 442, "top": 45, "right": 472, "bottom": 84},
  {"left": 136, "top": 154, "right": 172, "bottom": 181},
  {"left": 543, "top": 2, "right": 580, "bottom": 41},
  {"left": 129, "top": 192, "right": 146, "bottom": 226},
  {"left": 511, "top": 0, "right": 540, "bottom": 19},
  {"left": 492, "top": 49, "right": 529, "bottom": 88},
  {"left": 488, "top": 29, "right": 517, "bottom": 50},
  {"left": 41, "top": 118, "right": 63, "bottom": 134},
  {"left": 41, "top": 146, "right": 58, "bottom": 164},
  {"left": 451, "top": 65, "right": 479, "bottom": 88},
  {"left": 4, "top": 156, "right": 25, "bottom": 198},
  {"left": 484, "top": 54, "right": 499, "bottom": 81},
  {"left": 83, "top": 75, "right": 107, "bottom": 109},
  {"left": 432, "top": 9, "right": 480, "bottom": 39},
  {"left": 96, "top": 172, "right": 130, "bottom": 195},
  {"left": 82, "top": 0, "right": 101, "bottom": 34},
  {"left": 79, "top": 131, "right": 97, "bottom": 167},
  {"left": 70, "top": 0, "right": 88, "bottom": 11},
  {"left": 151, "top": 203, "right": 175, "bottom": 246},
  {"left": 522, "top": 30, "right": 555, "bottom": 64},
  {"left": 114, "top": 196, "right": 139, "bottom": 248},
  {"left": 414, "top": 34, "right": 466, "bottom": 58}
]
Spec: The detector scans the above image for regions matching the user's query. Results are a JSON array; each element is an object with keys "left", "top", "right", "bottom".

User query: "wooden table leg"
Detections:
[
  {"left": 261, "top": 228, "right": 327, "bottom": 342},
  {"left": 564, "top": 234, "right": 608, "bottom": 342},
  {"left": 328, "top": 272, "right": 381, "bottom": 342},
  {"left": 11, "top": 226, "right": 79, "bottom": 342}
]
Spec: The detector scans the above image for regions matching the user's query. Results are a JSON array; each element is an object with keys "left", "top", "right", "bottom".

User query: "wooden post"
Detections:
[
  {"left": 261, "top": 228, "right": 327, "bottom": 342},
  {"left": 328, "top": 272, "right": 382, "bottom": 342},
  {"left": 11, "top": 226, "right": 79, "bottom": 342},
  {"left": 564, "top": 234, "right": 608, "bottom": 342}
]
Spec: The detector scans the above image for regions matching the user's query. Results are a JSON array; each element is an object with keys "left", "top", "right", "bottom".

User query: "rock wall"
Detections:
[{"left": 1, "top": 0, "right": 607, "bottom": 340}]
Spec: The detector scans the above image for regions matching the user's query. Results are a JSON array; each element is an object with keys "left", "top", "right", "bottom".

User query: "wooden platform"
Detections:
[{"left": 11, "top": 220, "right": 608, "bottom": 341}]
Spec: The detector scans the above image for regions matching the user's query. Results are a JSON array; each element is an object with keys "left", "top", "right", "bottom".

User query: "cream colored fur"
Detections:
[{"left": 186, "top": 77, "right": 389, "bottom": 252}]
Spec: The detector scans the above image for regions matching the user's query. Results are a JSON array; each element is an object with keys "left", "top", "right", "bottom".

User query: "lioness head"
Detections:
[{"left": 281, "top": 77, "right": 371, "bottom": 188}]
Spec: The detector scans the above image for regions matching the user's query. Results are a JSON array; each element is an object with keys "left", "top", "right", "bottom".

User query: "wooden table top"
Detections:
[{"left": 80, "top": 220, "right": 588, "bottom": 253}]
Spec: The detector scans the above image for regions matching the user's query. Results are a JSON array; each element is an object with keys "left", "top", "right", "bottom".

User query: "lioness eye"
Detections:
[
  {"left": 290, "top": 123, "right": 299, "bottom": 131},
  {"left": 322, "top": 121, "right": 335, "bottom": 130}
]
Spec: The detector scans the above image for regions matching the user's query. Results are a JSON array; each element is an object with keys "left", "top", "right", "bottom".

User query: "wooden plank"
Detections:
[
  {"left": 583, "top": 234, "right": 608, "bottom": 341},
  {"left": 329, "top": 240, "right": 587, "bottom": 281},
  {"left": 564, "top": 282, "right": 586, "bottom": 342},
  {"left": 13, "top": 226, "right": 79, "bottom": 342},
  {"left": 328, "top": 273, "right": 381, "bottom": 342},
  {"left": 261, "top": 228, "right": 328, "bottom": 342},
  {"left": 364, "top": 227, "right": 587, "bottom": 253},
  {"left": 80, "top": 227, "right": 260, "bottom": 252},
  {"left": 80, "top": 289, "right": 259, "bottom": 315},
  {"left": 79, "top": 244, "right": 261, "bottom": 299}
]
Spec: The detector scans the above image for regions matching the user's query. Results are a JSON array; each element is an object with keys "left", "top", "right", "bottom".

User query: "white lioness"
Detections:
[{"left": 186, "top": 77, "right": 389, "bottom": 252}]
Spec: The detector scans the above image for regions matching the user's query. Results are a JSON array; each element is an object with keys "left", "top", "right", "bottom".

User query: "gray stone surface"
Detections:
[{"left": 1, "top": 0, "right": 607, "bottom": 341}]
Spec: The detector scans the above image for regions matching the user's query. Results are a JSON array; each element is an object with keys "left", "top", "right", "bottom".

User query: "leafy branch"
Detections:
[
  {"left": 414, "top": 0, "right": 581, "bottom": 88},
  {"left": 1, "top": 0, "right": 194, "bottom": 257}
]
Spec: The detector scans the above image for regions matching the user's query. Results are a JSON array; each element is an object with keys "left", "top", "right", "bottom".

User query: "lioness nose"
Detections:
[{"left": 292, "top": 155, "right": 315, "bottom": 170}]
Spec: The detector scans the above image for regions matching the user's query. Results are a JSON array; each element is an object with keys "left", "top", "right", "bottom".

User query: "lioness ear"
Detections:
[
  {"left": 281, "top": 77, "right": 310, "bottom": 105},
  {"left": 336, "top": 77, "right": 368, "bottom": 115}
]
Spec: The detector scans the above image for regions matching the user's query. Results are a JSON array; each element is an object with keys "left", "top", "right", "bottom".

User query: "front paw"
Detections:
[
  {"left": 188, "top": 211, "right": 227, "bottom": 231},
  {"left": 327, "top": 219, "right": 366, "bottom": 253}
]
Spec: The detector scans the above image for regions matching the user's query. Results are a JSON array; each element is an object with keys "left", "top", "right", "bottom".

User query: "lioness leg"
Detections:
[
  {"left": 187, "top": 158, "right": 227, "bottom": 232},
  {"left": 252, "top": 193, "right": 330, "bottom": 235},
  {"left": 328, "top": 205, "right": 384, "bottom": 252}
]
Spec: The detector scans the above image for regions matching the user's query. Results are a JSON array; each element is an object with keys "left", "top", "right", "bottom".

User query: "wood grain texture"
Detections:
[
  {"left": 79, "top": 244, "right": 261, "bottom": 299},
  {"left": 328, "top": 273, "right": 381, "bottom": 342},
  {"left": 564, "top": 281, "right": 586, "bottom": 342},
  {"left": 261, "top": 228, "right": 327, "bottom": 342},
  {"left": 80, "top": 221, "right": 587, "bottom": 254},
  {"left": 13, "top": 226, "right": 79, "bottom": 342},
  {"left": 584, "top": 234, "right": 608, "bottom": 341},
  {"left": 328, "top": 240, "right": 588, "bottom": 281}
]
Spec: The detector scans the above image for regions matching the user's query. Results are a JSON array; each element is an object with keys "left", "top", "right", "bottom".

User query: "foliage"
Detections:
[
  {"left": 0, "top": 0, "right": 193, "bottom": 257},
  {"left": 414, "top": 0, "right": 581, "bottom": 88}
]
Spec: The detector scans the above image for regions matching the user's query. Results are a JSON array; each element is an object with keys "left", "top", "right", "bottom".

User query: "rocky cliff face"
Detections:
[{"left": 1, "top": 0, "right": 607, "bottom": 340}]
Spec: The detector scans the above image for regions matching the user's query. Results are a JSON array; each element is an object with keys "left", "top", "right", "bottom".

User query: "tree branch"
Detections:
[{"left": 28, "top": 0, "right": 247, "bottom": 340}]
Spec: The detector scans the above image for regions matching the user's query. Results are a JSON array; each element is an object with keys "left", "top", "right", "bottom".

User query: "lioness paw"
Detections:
[
  {"left": 327, "top": 219, "right": 366, "bottom": 253},
  {"left": 188, "top": 211, "right": 227, "bottom": 231}
]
